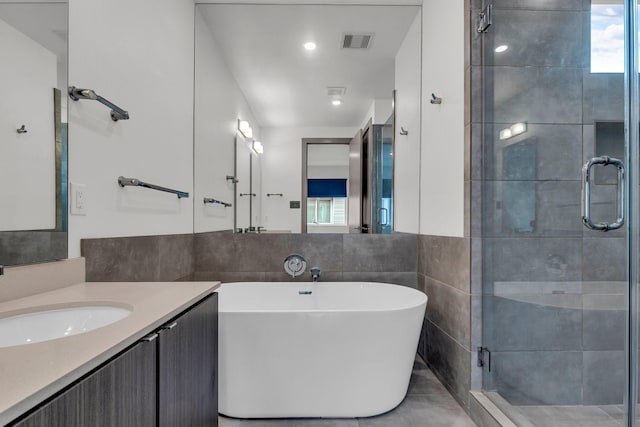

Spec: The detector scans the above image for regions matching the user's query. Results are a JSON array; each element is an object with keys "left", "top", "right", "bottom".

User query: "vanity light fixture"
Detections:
[
  {"left": 495, "top": 44, "right": 509, "bottom": 53},
  {"left": 252, "top": 140, "right": 264, "bottom": 154},
  {"left": 332, "top": 99, "right": 342, "bottom": 106},
  {"left": 304, "top": 41, "right": 317, "bottom": 51},
  {"left": 238, "top": 120, "right": 253, "bottom": 139},
  {"left": 499, "top": 122, "right": 527, "bottom": 140}
]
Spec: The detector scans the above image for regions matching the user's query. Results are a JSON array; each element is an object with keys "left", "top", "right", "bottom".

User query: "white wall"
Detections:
[
  {"left": 359, "top": 98, "right": 393, "bottom": 130},
  {"left": 194, "top": 8, "right": 260, "bottom": 233},
  {"left": 419, "top": 0, "right": 465, "bottom": 237},
  {"left": 393, "top": 12, "right": 421, "bottom": 234},
  {"left": 0, "top": 17, "right": 57, "bottom": 231},
  {"left": 260, "top": 126, "right": 358, "bottom": 232},
  {"left": 307, "top": 144, "right": 349, "bottom": 179},
  {"left": 67, "top": 0, "right": 195, "bottom": 257}
]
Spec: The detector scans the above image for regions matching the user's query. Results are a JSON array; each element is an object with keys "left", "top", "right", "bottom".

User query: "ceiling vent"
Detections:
[
  {"left": 341, "top": 33, "right": 373, "bottom": 49},
  {"left": 327, "top": 87, "right": 346, "bottom": 97}
]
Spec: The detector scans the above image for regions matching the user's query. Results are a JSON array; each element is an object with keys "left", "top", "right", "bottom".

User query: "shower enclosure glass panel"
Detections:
[
  {"left": 480, "top": 0, "right": 637, "bottom": 425},
  {"left": 370, "top": 123, "right": 394, "bottom": 234}
]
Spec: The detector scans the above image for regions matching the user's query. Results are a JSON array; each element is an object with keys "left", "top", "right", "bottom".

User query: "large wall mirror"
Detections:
[
  {"left": 193, "top": 3, "right": 421, "bottom": 234},
  {"left": 0, "top": 2, "right": 68, "bottom": 266}
]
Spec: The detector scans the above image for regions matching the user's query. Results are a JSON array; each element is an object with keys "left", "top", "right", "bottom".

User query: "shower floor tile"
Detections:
[
  {"left": 516, "top": 405, "right": 622, "bottom": 427},
  {"left": 218, "top": 355, "right": 476, "bottom": 427}
]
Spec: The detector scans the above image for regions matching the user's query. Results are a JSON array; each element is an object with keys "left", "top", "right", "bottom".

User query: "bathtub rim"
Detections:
[{"left": 216, "top": 281, "right": 428, "bottom": 314}]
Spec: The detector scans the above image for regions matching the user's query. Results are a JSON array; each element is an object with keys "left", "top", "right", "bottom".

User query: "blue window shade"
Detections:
[{"left": 308, "top": 179, "right": 347, "bottom": 198}]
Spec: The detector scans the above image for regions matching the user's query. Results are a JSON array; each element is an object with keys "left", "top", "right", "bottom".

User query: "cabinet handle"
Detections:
[
  {"left": 142, "top": 333, "right": 158, "bottom": 342},
  {"left": 162, "top": 322, "right": 178, "bottom": 330}
]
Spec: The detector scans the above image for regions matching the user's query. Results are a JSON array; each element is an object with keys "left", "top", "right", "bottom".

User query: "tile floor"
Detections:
[
  {"left": 484, "top": 389, "right": 629, "bottom": 426},
  {"left": 218, "top": 356, "right": 476, "bottom": 427},
  {"left": 514, "top": 404, "right": 624, "bottom": 427}
]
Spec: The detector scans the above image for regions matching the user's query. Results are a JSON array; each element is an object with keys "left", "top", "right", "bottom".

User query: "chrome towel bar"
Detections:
[
  {"left": 118, "top": 176, "right": 189, "bottom": 199},
  {"left": 204, "top": 197, "right": 232, "bottom": 207},
  {"left": 69, "top": 86, "right": 130, "bottom": 121}
]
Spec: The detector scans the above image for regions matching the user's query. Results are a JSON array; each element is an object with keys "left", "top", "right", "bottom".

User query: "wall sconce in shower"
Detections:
[
  {"left": 499, "top": 122, "right": 527, "bottom": 140},
  {"left": 252, "top": 140, "right": 264, "bottom": 155},
  {"left": 238, "top": 120, "right": 253, "bottom": 139}
]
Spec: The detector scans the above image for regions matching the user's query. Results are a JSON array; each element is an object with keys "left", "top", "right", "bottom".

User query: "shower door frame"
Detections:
[{"left": 625, "top": 0, "right": 639, "bottom": 424}]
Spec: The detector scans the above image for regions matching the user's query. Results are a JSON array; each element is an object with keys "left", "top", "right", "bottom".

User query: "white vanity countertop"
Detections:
[{"left": 0, "top": 281, "right": 220, "bottom": 425}]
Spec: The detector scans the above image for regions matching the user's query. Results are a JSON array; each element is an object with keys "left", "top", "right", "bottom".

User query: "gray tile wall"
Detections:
[
  {"left": 81, "top": 233, "right": 194, "bottom": 282},
  {"left": 81, "top": 231, "right": 418, "bottom": 287},
  {"left": 193, "top": 232, "right": 418, "bottom": 286},
  {"left": 417, "top": 235, "right": 473, "bottom": 411},
  {"left": 0, "top": 231, "right": 67, "bottom": 267}
]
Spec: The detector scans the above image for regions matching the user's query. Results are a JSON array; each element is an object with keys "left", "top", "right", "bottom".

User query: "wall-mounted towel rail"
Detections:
[
  {"left": 204, "top": 197, "right": 232, "bottom": 207},
  {"left": 266, "top": 193, "right": 284, "bottom": 197},
  {"left": 69, "top": 86, "right": 130, "bottom": 121},
  {"left": 239, "top": 193, "right": 257, "bottom": 197},
  {"left": 118, "top": 176, "right": 189, "bottom": 198}
]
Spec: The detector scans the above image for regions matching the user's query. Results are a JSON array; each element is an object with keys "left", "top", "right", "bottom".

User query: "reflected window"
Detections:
[
  {"left": 591, "top": 3, "right": 623, "bottom": 73},
  {"left": 307, "top": 198, "right": 347, "bottom": 225}
]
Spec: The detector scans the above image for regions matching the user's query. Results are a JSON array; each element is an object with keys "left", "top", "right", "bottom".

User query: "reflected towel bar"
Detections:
[
  {"left": 204, "top": 197, "right": 232, "bottom": 207},
  {"left": 69, "top": 86, "right": 130, "bottom": 121},
  {"left": 239, "top": 193, "right": 257, "bottom": 197},
  {"left": 118, "top": 176, "right": 189, "bottom": 199},
  {"left": 266, "top": 193, "right": 284, "bottom": 197}
]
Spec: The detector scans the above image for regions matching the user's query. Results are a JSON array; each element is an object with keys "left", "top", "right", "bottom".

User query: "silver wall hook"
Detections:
[
  {"left": 430, "top": 93, "right": 442, "bottom": 105},
  {"left": 400, "top": 127, "right": 408, "bottom": 136},
  {"left": 16, "top": 125, "right": 27, "bottom": 134}
]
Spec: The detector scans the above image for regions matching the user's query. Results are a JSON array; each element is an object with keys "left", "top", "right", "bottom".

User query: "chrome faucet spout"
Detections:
[{"left": 310, "top": 267, "right": 321, "bottom": 283}]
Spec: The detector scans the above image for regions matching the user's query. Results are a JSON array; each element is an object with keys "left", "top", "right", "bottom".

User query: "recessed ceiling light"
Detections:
[
  {"left": 304, "top": 41, "right": 317, "bottom": 51},
  {"left": 495, "top": 45, "right": 508, "bottom": 53},
  {"left": 332, "top": 99, "right": 342, "bottom": 106}
]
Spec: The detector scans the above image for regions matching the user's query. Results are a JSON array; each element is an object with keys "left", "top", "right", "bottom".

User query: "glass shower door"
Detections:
[
  {"left": 479, "top": 0, "right": 639, "bottom": 425},
  {"left": 371, "top": 123, "right": 394, "bottom": 234}
]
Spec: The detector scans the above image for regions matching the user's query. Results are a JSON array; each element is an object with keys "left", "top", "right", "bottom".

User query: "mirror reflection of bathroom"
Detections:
[
  {"left": 305, "top": 143, "right": 351, "bottom": 234},
  {"left": 194, "top": 4, "right": 421, "bottom": 234},
  {"left": 0, "top": 3, "right": 68, "bottom": 265}
]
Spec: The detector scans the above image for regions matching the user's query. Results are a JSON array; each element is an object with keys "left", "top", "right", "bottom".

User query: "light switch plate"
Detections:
[{"left": 70, "top": 183, "right": 87, "bottom": 215}]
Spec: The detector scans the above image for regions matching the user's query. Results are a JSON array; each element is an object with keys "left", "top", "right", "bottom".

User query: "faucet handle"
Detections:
[{"left": 284, "top": 254, "right": 307, "bottom": 278}]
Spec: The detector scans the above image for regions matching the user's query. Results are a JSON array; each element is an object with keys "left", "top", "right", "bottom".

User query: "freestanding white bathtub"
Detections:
[{"left": 217, "top": 281, "right": 427, "bottom": 418}]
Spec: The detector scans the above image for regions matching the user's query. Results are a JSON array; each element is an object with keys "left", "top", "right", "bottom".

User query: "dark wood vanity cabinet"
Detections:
[
  {"left": 159, "top": 292, "right": 218, "bottom": 426},
  {"left": 13, "top": 338, "right": 157, "bottom": 427},
  {"left": 11, "top": 293, "right": 218, "bottom": 427}
]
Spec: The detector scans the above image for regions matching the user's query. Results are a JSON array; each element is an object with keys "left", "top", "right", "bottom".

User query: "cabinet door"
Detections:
[
  {"left": 12, "top": 338, "right": 157, "bottom": 427},
  {"left": 158, "top": 293, "right": 218, "bottom": 427}
]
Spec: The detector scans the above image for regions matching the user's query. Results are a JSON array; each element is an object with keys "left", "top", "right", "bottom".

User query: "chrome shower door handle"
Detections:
[
  {"left": 379, "top": 208, "right": 389, "bottom": 226},
  {"left": 581, "top": 156, "right": 625, "bottom": 231}
]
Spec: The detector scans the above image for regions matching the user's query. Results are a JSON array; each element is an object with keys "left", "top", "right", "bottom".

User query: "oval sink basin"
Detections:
[{"left": 0, "top": 306, "right": 131, "bottom": 348}]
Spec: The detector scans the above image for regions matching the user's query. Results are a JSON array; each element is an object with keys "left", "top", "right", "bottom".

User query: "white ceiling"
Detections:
[{"left": 198, "top": 4, "right": 420, "bottom": 128}]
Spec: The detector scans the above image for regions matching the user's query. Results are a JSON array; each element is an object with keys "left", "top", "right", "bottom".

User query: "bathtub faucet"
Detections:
[{"left": 310, "top": 267, "right": 321, "bottom": 283}]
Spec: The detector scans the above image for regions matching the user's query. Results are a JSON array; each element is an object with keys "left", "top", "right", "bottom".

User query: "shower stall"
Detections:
[{"left": 478, "top": 0, "right": 640, "bottom": 425}]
